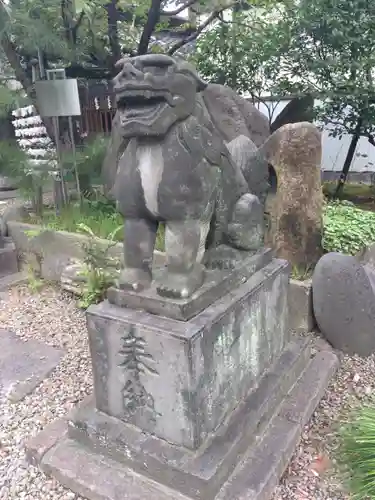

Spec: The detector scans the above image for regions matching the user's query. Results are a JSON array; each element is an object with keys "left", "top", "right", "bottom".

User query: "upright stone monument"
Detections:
[
  {"left": 27, "top": 55, "right": 338, "bottom": 500},
  {"left": 263, "top": 122, "right": 323, "bottom": 269}
]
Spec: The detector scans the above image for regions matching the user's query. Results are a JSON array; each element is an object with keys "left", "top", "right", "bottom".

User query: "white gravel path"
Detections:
[
  {"left": 0, "top": 283, "right": 374, "bottom": 500},
  {"left": 0, "top": 285, "right": 91, "bottom": 500},
  {"left": 273, "top": 350, "right": 375, "bottom": 500}
]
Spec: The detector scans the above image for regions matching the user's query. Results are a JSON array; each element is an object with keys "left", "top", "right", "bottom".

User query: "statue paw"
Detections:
[
  {"left": 156, "top": 264, "right": 204, "bottom": 299},
  {"left": 227, "top": 222, "right": 263, "bottom": 251},
  {"left": 118, "top": 268, "right": 152, "bottom": 292}
]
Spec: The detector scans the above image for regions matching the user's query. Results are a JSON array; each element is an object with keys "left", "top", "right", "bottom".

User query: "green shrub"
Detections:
[
  {"left": 337, "top": 406, "right": 375, "bottom": 499},
  {"left": 323, "top": 200, "right": 375, "bottom": 255},
  {"left": 28, "top": 197, "right": 166, "bottom": 251},
  {"left": 77, "top": 223, "right": 122, "bottom": 309},
  {"left": 29, "top": 198, "right": 123, "bottom": 241}
]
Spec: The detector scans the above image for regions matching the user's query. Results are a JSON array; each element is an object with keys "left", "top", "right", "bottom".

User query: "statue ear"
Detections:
[
  {"left": 194, "top": 75, "right": 208, "bottom": 92},
  {"left": 178, "top": 67, "right": 208, "bottom": 92},
  {"left": 114, "top": 58, "right": 129, "bottom": 69},
  {"left": 174, "top": 55, "right": 208, "bottom": 92}
]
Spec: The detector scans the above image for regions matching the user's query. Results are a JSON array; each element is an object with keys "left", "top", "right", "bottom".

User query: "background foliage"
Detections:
[
  {"left": 323, "top": 201, "right": 375, "bottom": 255},
  {"left": 337, "top": 406, "right": 375, "bottom": 499}
]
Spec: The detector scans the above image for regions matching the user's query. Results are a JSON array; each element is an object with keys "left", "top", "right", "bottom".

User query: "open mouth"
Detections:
[{"left": 116, "top": 90, "right": 171, "bottom": 123}]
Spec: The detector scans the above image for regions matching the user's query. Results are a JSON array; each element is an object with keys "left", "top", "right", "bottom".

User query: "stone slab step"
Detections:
[
  {"left": 28, "top": 345, "right": 338, "bottom": 500},
  {"left": 216, "top": 349, "right": 339, "bottom": 500},
  {"left": 41, "top": 438, "right": 191, "bottom": 500},
  {"left": 66, "top": 338, "right": 312, "bottom": 500},
  {"left": 0, "top": 328, "right": 64, "bottom": 403},
  {"left": 0, "top": 238, "right": 19, "bottom": 278}
]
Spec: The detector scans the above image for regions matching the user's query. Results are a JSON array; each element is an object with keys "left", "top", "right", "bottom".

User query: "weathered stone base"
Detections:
[
  {"left": 86, "top": 259, "right": 291, "bottom": 449},
  {"left": 27, "top": 339, "right": 338, "bottom": 500}
]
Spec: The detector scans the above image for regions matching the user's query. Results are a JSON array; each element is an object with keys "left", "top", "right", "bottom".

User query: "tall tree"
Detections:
[
  {"left": 0, "top": 0, "right": 285, "bottom": 139},
  {"left": 275, "top": 0, "right": 375, "bottom": 195},
  {"left": 193, "top": 6, "right": 290, "bottom": 123}
]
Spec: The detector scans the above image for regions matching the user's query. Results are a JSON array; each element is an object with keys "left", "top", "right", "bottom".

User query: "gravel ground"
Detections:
[
  {"left": 273, "top": 349, "right": 375, "bottom": 500},
  {"left": 0, "top": 285, "right": 90, "bottom": 500},
  {"left": 0, "top": 283, "right": 374, "bottom": 500}
]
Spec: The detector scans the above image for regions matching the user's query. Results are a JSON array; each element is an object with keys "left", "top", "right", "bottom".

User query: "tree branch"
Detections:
[
  {"left": 161, "top": 0, "right": 196, "bottom": 16},
  {"left": 106, "top": 0, "right": 122, "bottom": 63},
  {"left": 72, "top": 10, "right": 85, "bottom": 43},
  {"left": 217, "top": 10, "right": 261, "bottom": 31},
  {"left": 168, "top": 10, "right": 220, "bottom": 55},
  {"left": 61, "top": 0, "right": 72, "bottom": 42},
  {"left": 1, "top": 33, "right": 32, "bottom": 92},
  {"left": 367, "top": 134, "right": 375, "bottom": 146},
  {"left": 137, "top": 0, "right": 163, "bottom": 55}
]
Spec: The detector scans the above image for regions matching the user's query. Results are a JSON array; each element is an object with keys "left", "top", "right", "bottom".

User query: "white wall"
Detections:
[{"left": 254, "top": 98, "right": 375, "bottom": 173}]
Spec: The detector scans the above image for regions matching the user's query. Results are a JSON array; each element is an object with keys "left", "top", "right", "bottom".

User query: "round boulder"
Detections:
[{"left": 312, "top": 252, "right": 375, "bottom": 356}]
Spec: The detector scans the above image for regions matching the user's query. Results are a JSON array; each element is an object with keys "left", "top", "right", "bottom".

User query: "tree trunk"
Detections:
[
  {"left": 334, "top": 120, "right": 362, "bottom": 198},
  {"left": 137, "top": 0, "right": 162, "bottom": 55},
  {"left": 106, "top": 0, "right": 122, "bottom": 65},
  {"left": 32, "top": 185, "right": 44, "bottom": 217}
]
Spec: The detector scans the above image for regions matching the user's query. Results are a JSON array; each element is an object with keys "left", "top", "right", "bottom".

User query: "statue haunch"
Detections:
[{"left": 102, "top": 54, "right": 269, "bottom": 299}]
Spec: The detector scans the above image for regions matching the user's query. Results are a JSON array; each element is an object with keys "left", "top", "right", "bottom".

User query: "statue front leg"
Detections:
[
  {"left": 118, "top": 218, "right": 158, "bottom": 292},
  {"left": 156, "top": 219, "right": 207, "bottom": 299}
]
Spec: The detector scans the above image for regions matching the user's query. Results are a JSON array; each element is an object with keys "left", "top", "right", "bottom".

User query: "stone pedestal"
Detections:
[
  {"left": 88, "top": 253, "right": 288, "bottom": 450},
  {"left": 27, "top": 253, "right": 339, "bottom": 500}
]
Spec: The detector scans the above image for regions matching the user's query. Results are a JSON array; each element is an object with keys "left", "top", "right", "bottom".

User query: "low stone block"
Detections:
[
  {"left": 26, "top": 418, "right": 68, "bottom": 466},
  {"left": 312, "top": 252, "right": 375, "bottom": 356},
  {"left": 289, "top": 278, "right": 315, "bottom": 332},
  {"left": 2, "top": 203, "right": 29, "bottom": 229},
  {"left": 0, "top": 329, "right": 63, "bottom": 402},
  {"left": 0, "top": 238, "right": 18, "bottom": 277},
  {"left": 7, "top": 220, "right": 166, "bottom": 282}
]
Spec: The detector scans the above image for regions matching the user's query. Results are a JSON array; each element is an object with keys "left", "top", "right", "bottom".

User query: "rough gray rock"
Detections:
[
  {"left": 312, "top": 252, "right": 375, "bottom": 356},
  {"left": 263, "top": 122, "right": 323, "bottom": 268}
]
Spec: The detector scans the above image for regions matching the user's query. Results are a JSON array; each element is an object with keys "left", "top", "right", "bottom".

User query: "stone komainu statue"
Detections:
[{"left": 102, "top": 54, "right": 270, "bottom": 299}]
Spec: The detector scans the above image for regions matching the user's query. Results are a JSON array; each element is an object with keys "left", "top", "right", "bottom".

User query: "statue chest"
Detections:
[
  {"left": 136, "top": 143, "right": 164, "bottom": 217},
  {"left": 117, "top": 136, "right": 217, "bottom": 219}
]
